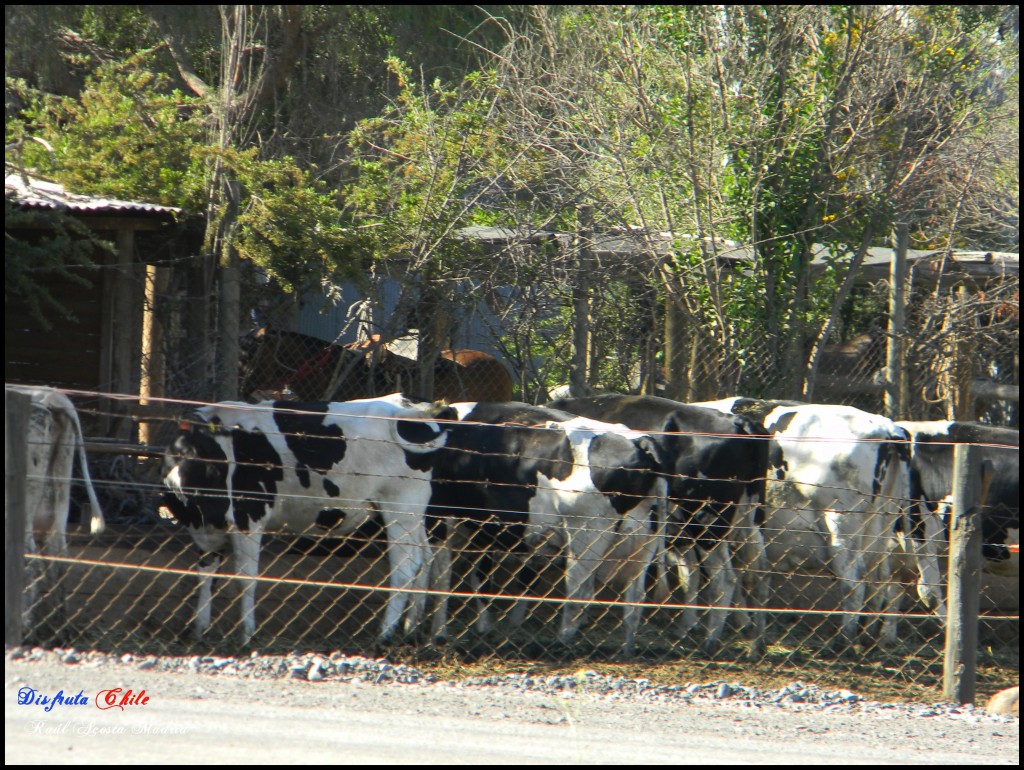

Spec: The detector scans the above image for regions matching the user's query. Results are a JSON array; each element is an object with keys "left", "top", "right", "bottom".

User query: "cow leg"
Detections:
[
  {"left": 666, "top": 546, "right": 701, "bottom": 640},
  {"left": 469, "top": 566, "right": 496, "bottom": 635},
  {"left": 700, "top": 539, "right": 738, "bottom": 656},
  {"left": 731, "top": 511, "right": 769, "bottom": 658},
  {"left": 195, "top": 554, "right": 221, "bottom": 639},
  {"left": 504, "top": 528, "right": 567, "bottom": 632},
  {"left": 427, "top": 533, "right": 453, "bottom": 643},
  {"left": 559, "top": 526, "right": 615, "bottom": 647},
  {"left": 379, "top": 511, "right": 430, "bottom": 643},
  {"left": 45, "top": 421, "right": 74, "bottom": 638},
  {"left": 823, "top": 510, "right": 867, "bottom": 647},
  {"left": 492, "top": 548, "right": 547, "bottom": 634},
  {"left": 506, "top": 597, "right": 530, "bottom": 628},
  {"left": 865, "top": 547, "right": 902, "bottom": 648},
  {"left": 191, "top": 530, "right": 228, "bottom": 639},
  {"left": 864, "top": 526, "right": 905, "bottom": 648},
  {"left": 613, "top": 520, "right": 660, "bottom": 658},
  {"left": 24, "top": 407, "right": 73, "bottom": 642},
  {"left": 906, "top": 511, "right": 947, "bottom": 620},
  {"left": 230, "top": 531, "right": 263, "bottom": 645},
  {"left": 468, "top": 554, "right": 537, "bottom": 637},
  {"left": 874, "top": 580, "right": 905, "bottom": 648}
]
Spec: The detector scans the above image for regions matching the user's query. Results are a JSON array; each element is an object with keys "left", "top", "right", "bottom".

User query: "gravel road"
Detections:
[{"left": 5, "top": 647, "right": 1018, "bottom": 765}]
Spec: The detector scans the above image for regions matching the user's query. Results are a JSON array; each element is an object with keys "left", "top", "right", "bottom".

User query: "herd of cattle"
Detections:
[{"left": 15, "top": 385, "right": 1020, "bottom": 657}]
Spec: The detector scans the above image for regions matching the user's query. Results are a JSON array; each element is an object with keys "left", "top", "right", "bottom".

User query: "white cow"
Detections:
[
  {"left": 161, "top": 394, "right": 456, "bottom": 645},
  {"left": 8, "top": 385, "right": 105, "bottom": 638},
  {"left": 547, "top": 393, "right": 772, "bottom": 658},
  {"left": 694, "top": 398, "right": 945, "bottom": 648},
  {"left": 425, "top": 401, "right": 668, "bottom": 657}
]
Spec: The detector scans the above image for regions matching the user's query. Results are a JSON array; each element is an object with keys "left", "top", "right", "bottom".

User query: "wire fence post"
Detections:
[
  {"left": 942, "top": 443, "right": 991, "bottom": 704},
  {"left": 5, "top": 387, "right": 30, "bottom": 647}
]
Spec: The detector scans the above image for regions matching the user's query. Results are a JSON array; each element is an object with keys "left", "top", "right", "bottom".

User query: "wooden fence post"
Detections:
[
  {"left": 217, "top": 178, "right": 242, "bottom": 402},
  {"left": 5, "top": 388, "right": 30, "bottom": 647},
  {"left": 570, "top": 204, "right": 594, "bottom": 397},
  {"left": 943, "top": 443, "right": 992, "bottom": 704},
  {"left": 884, "top": 223, "right": 908, "bottom": 419},
  {"left": 140, "top": 263, "right": 170, "bottom": 446}
]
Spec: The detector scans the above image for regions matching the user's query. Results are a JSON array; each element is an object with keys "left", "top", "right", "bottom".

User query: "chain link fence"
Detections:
[
  {"left": 169, "top": 279, "right": 1018, "bottom": 430},
  {"left": 8, "top": 388, "right": 1018, "bottom": 703},
  {"left": 6, "top": 238, "right": 1019, "bottom": 700}
]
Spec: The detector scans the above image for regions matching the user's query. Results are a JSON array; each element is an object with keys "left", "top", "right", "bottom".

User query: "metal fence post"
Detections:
[{"left": 5, "top": 388, "right": 30, "bottom": 647}]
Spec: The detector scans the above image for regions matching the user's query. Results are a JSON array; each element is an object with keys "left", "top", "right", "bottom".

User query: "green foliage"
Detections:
[
  {"left": 77, "top": 6, "right": 161, "bottom": 55},
  {"left": 7, "top": 49, "right": 359, "bottom": 294},
  {"left": 4, "top": 5, "right": 1015, "bottom": 398},
  {"left": 217, "top": 148, "right": 355, "bottom": 293},
  {"left": 345, "top": 58, "right": 517, "bottom": 271},
  {"left": 8, "top": 53, "right": 207, "bottom": 211},
  {"left": 4, "top": 201, "right": 112, "bottom": 330}
]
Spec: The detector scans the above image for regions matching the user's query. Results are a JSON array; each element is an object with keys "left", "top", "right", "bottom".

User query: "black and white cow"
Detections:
[
  {"left": 161, "top": 393, "right": 457, "bottom": 645},
  {"left": 547, "top": 394, "right": 771, "bottom": 657},
  {"left": 897, "top": 420, "right": 1019, "bottom": 574},
  {"left": 9, "top": 385, "right": 105, "bottom": 638},
  {"left": 425, "top": 401, "right": 668, "bottom": 656},
  {"left": 695, "top": 398, "right": 945, "bottom": 647}
]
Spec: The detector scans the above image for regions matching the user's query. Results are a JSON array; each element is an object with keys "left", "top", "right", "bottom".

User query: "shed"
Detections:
[{"left": 5, "top": 173, "right": 183, "bottom": 438}]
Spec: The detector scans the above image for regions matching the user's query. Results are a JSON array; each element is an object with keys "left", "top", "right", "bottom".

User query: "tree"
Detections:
[
  {"left": 344, "top": 57, "right": 531, "bottom": 395},
  {"left": 6, "top": 5, "right": 1016, "bottom": 405},
  {"left": 4, "top": 198, "right": 112, "bottom": 330}
]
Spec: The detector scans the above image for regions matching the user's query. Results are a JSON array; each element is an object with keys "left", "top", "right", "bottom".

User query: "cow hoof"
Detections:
[
  {"left": 557, "top": 630, "right": 579, "bottom": 647},
  {"left": 702, "top": 638, "right": 723, "bottom": 658},
  {"left": 828, "top": 633, "right": 859, "bottom": 656},
  {"left": 878, "top": 636, "right": 899, "bottom": 652},
  {"left": 616, "top": 647, "right": 637, "bottom": 662}
]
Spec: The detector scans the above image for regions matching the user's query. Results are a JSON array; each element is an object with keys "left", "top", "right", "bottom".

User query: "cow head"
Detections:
[{"left": 161, "top": 417, "right": 232, "bottom": 531}]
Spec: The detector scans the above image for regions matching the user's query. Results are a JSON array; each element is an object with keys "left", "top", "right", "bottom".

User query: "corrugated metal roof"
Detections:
[
  {"left": 457, "top": 225, "right": 1018, "bottom": 282},
  {"left": 5, "top": 173, "right": 180, "bottom": 217}
]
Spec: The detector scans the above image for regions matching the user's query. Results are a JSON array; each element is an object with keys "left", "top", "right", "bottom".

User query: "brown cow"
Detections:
[
  {"left": 436, "top": 348, "right": 514, "bottom": 402},
  {"left": 239, "top": 328, "right": 513, "bottom": 403}
]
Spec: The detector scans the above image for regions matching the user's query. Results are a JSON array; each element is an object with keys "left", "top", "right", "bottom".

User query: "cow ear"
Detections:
[{"left": 639, "top": 435, "right": 665, "bottom": 467}]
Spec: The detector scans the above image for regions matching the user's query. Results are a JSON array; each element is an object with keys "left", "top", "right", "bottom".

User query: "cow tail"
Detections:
[
  {"left": 656, "top": 507, "right": 672, "bottom": 603},
  {"left": 650, "top": 482, "right": 671, "bottom": 606},
  {"left": 65, "top": 402, "right": 105, "bottom": 535}
]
